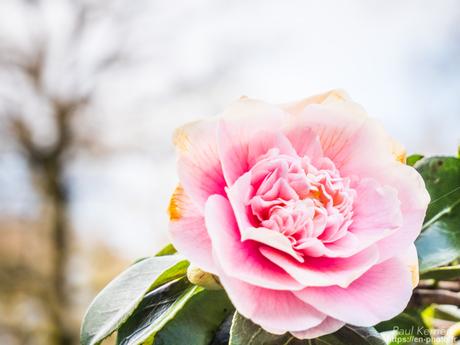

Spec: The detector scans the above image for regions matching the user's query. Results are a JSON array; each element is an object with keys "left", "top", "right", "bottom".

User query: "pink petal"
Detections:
[
  {"left": 284, "top": 127, "right": 323, "bottom": 164},
  {"left": 373, "top": 163, "right": 430, "bottom": 262},
  {"left": 205, "top": 194, "right": 303, "bottom": 290},
  {"left": 282, "top": 90, "right": 408, "bottom": 173},
  {"left": 288, "top": 103, "right": 395, "bottom": 177},
  {"left": 351, "top": 178, "right": 402, "bottom": 236},
  {"left": 294, "top": 257, "right": 413, "bottom": 326},
  {"left": 226, "top": 173, "right": 303, "bottom": 261},
  {"left": 320, "top": 178, "right": 403, "bottom": 258},
  {"left": 260, "top": 245, "right": 378, "bottom": 288},
  {"left": 242, "top": 227, "right": 305, "bottom": 263},
  {"left": 313, "top": 232, "right": 360, "bottom": 257},
  {"left": 247, "top": 130, "right": 298, "bottom": 167},
  {"left": 168, "top": 186, "right": 217, "bottom": 273},
  {"left": 291, "top": 317, "right": 345, "bottom": 339},
  {"left": 295, "top": 233, "right": 360, "bottom": 258},
  {"left": 295, "top": 237, "right": 329, "bottom": 257},
  {"left": 174, "top": 118, "right": 226, "bottom": 209},
  {"left": 216, "top": 98, "right": 288, "bottom": 185},
  {"left": 218, "top": 272, "right": 326, "bottom": 333}
]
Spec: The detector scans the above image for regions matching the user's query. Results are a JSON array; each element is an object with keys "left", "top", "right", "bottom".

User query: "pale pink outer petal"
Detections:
[
  {"left": 217, "top": 98, "right": 288, "bottom": 185},
  {"left": 281, "top": 90, "right": 363, "bottom": 117},
  {"left": 351, "top": 178, "right": 402, "bottom": 236},
  {"left": 218, "top": 272, "right": 327, "bottom": 333},
  {"left": 373, "top": 163, "right": 430, "bottom": 262},
  {"left": 289, "top": 104, "right": 394, "bottom": 175},
  {"left": 282, "top": 89, "right": 404, "bottom": 175},
  {"left": 291, "top": 317, "right": 345, "bottom": 339},
  {"left": 173, "top": 118, "right": 226, "bottom": 209},
  {"left": 294, "top": 257, "right": 413, "bottom": 326},
  {"left": 168, "top": 186, "right": 217, "bottom": 273},
  {"left": 204, "top": 194, "right": 303, "bottom": 290},
  {"left": 260, "top": 245, "right": 379, "bottom": 288}
]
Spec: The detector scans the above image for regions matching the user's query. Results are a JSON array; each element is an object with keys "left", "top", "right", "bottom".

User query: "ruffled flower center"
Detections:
[{"left": 247, "top": 148, "right": 356, "bottom": 257}]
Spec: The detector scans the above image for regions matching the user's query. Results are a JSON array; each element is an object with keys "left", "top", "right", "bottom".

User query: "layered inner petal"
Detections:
[
  {"left": 224, "top": 141, "right": 361, "bottom": 264},
  {"left": 205, "top": 194, "right": 303, "bottom": 290},
  {"left": 260, "top": 245, "right": 378, "bottom": 288}
]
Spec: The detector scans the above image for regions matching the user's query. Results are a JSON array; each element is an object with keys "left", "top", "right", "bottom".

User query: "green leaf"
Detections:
[
  {"left": 228, "top": 312, "right": 292, "bottom": 345},
  {"left": 80, "top": 255, "right": 188, "bottom": 345},
  {"left": 153, "top": 289, "right": 234, "bottom": 345},
  {"left": 406, "top": 154, "right": 424, "bottom": 167},
  {"left": 420, "top": 264, "right": 460, "bottom": 280},
  {"left": 376, "top": 311, "right": 423, "bottom": 332},
  {"left": 116, "top": 279, "right": 200, "bottom": 345},
  {"left": 210, "top": 314, "right": 234, "bottom": 345},
  {"left": 414, "top": 156, "right": 460, "bottom": 272},
  {"left": 376, "top": 311, "right": 432, "bottom": 345},
  {"left": 422, "top": 305, "right": 460, "bottom": 327},
  {"left": 317, "top": 325, "right": 386, "bottom": 345},
  {"left": 229, "top": 312, "right": 386, "bottom": 345},
  {"left": 155, "top": 243, "right": 177, "bottom": 256}
]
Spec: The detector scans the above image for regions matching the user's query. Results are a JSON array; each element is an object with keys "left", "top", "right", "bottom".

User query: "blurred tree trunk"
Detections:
[
  {"left": 1, "top": 1, "right": 139, "bottom": 342},
  {"left": 44, "top": 152, "right": 74, "bottom": 345},
  {"left": 13, "top": 101, "right": 77, "bottom": 345}
]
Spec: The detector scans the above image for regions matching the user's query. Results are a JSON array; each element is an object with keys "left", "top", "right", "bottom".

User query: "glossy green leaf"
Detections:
[
  {"left": 422, "top": 305, "right": 460, "bottom": 328},
  {"left": 316, "top": 325, "right": 386, "bottom": 345},
  {"left": 229, "top": 312, "right": 386, "bottom": 345},
  {"left": 414, "top": 156, "right": 460, "bottom": 272},
  {"left": 228, "top": 312, "right": 292, "bottom": 345},
  {"left": 376, "top": 311, "right": 432, "bottom": 345},
  {"left": 155, "top": 243, "right": 177, "bottom": 256},
  {"left": 116, "top": 279, "right": 200, "bottom": 345},
  {"left": 210, "top": 314, "right": 233, "bottom": 345},
  {"left": 420, "top": 264, "right": 460, "bottom": 280},
  {"left": 406, "top": 154, "right": 424, "bottom": 167},
  {"left": 153, "top": 289, "right": 234, "bottom": 345},
  {"left": 80, "top": 255, "right": 188, "bottom": 345}
]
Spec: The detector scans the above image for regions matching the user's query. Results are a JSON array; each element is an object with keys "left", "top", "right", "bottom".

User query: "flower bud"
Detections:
[{"left": 186, "top": 265, "right": 222, "bottom": 290}]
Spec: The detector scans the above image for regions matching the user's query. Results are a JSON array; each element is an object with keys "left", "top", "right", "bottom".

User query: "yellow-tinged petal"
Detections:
[
  {"left": 399, "top": 244, "right": 420, "bottom": 288},
  {"left": 409, "top": 261, "right": 419, "bottom": 288},
  {"left": 282, "top": 89, "right": 366, "bottom": 117},
  {"left": 284, "top": 90, "right": 408, "bottom": 164},
  {"left": 173, "top": 125, "right": 192, "bottom": 153},
  {"left": 391, "top": 139, "right": 407, "bottom": 163},
  {"left": 168, "top": 185, "right": 184, "bottom": 221}
]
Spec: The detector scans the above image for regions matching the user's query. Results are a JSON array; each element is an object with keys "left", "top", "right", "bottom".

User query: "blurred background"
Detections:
[{"left": 0, "top": 0, "right": 458, "bottom": 344}]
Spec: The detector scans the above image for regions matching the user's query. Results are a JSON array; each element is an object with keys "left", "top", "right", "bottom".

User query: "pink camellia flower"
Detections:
[{"left": 168, "top": 90, "right": 429, "bottom": 338}]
